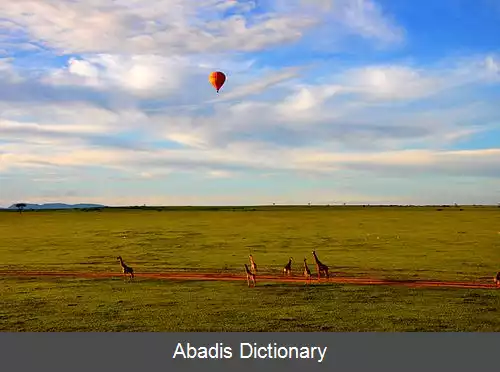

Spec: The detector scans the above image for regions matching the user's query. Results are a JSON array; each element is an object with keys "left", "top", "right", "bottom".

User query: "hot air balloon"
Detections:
[{"left": 209, "top": 71, "right": 226, "bottom": 93}]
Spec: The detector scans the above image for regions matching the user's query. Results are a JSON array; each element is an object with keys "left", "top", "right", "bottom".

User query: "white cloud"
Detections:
[
  {"left": 285, "top": 55, "right": 496, "bottom": 111},
  {"left": 2, "top": 122, "right": 500, "bottom": 179},
  {"left": 342, "top": 65, "right": 441, "bottom": 101},
  {"left": 45, "top": 54, "right": 190, "bottom": 96},
  {"left": 167, "top": 132, "right": 210, "bottom": 149},
  {"left": 42, "top": 52, "right": 277, "bottom": 102},
  {"left": 68, "top": 58, "right": 99, "bottom": 79},
  {"left": 0, "top": 119, "right": 109, "bottom": 136},
  {"left": 0, "top": 102, "right": 132, "bottom": 132},
  {"left": 1, "top": 53, "right": 499, "bottom": 157},
  {"left": 334, "top": 0, "right": 405, "bottom": 45},
  {"left": 206, "top": 170, "right": 235, "bottom": 178},
  {"left": 0, "top": 58, "right": 13, "bottom": 72},
  {"left": 485, "top": 55, "right": 500, "bottom": 75},
  {"left": 0, "top": 0, "right": 407, "bottom": 59},
  {"left": 0, "top": 0, "right": 318, "bottom": 55},
  {"left": 275, "top": 84, "right": 342, "bottom": 121},
  {"left": 0, "top": 57, "right": 23, "bottom": 83},
  {"left": 216, "top": 66, "right": 301, "bottom": 101}
]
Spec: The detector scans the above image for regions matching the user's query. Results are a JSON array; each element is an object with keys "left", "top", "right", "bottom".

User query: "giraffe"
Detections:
[
  {"left": 249, "top": 254, "right": 257, "bottom": 274},
  {"left": 311, "top": 250, "right": 329, "bottom": 281},
  {"left": 117, "top": 256, "right": 134, "bottom": 280},
  {"left": 283, "top": 257, "right": 293, "bottom": 276},
  {"left": 303, "top": 258, "right": 312, "bottom": 285},
  {"left": 244, "top": 264, "right": 256, "bottom": 287}
]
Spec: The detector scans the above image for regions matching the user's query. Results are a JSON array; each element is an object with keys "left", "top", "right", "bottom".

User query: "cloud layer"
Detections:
[{"left": 1, "top": 0, "right": 500, "bottom": 206}]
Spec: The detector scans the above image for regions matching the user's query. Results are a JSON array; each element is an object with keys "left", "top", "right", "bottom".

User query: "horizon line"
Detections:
[{"left": 2, "top": 203, "right": 499, "bottom": 209}]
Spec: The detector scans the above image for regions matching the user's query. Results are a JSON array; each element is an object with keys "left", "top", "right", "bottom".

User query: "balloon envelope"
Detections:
[{"left": 209, "top": 71, "right": 226, "bottom": 92}]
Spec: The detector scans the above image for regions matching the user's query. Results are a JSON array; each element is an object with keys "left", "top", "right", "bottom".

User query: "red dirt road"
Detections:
[{"left": 0, "top": 270, "right": 497, "bottom": 290}]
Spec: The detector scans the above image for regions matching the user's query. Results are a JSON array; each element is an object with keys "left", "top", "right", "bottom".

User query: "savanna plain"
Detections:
[{"left": 1, "top": 205, "right": 500, "bottom": 332}]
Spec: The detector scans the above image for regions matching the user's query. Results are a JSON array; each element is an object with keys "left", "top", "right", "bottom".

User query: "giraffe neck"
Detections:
[{"left": 313, "top": 254, "right": 320, "bottom": 265}]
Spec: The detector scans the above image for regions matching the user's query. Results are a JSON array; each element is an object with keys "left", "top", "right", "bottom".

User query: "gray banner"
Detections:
[{"left": 1, "top": 333, "right": 497, "bottom": 372}]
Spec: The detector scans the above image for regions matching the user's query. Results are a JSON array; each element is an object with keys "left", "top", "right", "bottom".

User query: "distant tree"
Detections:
[{"left": 15, "top": 203, "right": 27, "bottom": 214}]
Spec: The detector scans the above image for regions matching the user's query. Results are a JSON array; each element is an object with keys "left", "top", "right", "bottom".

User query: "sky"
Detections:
[{"left": 0, "top": 0, "right": 499, "bottom": 206}]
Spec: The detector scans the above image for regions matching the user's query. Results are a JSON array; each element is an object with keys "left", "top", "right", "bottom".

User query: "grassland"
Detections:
[{"left": 1, "top": 205, "right": 500, "bottom": 331}]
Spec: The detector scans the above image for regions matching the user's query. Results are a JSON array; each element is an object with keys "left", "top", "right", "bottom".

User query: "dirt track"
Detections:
[{"left": 0, "top": 270, "right": 497, "bottom": 290}]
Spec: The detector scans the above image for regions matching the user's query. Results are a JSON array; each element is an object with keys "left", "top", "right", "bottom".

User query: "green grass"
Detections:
[
  {"left": 1, "top": 206, "right": 500, "bottom": 331},
  {"left": 2, "top": 278, "right": 500, "bottom": 331}
]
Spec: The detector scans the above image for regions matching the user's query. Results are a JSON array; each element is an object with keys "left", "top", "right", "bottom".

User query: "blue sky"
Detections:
[{"left": 0, "top": 0, "right": 499, "bottom": 206}]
